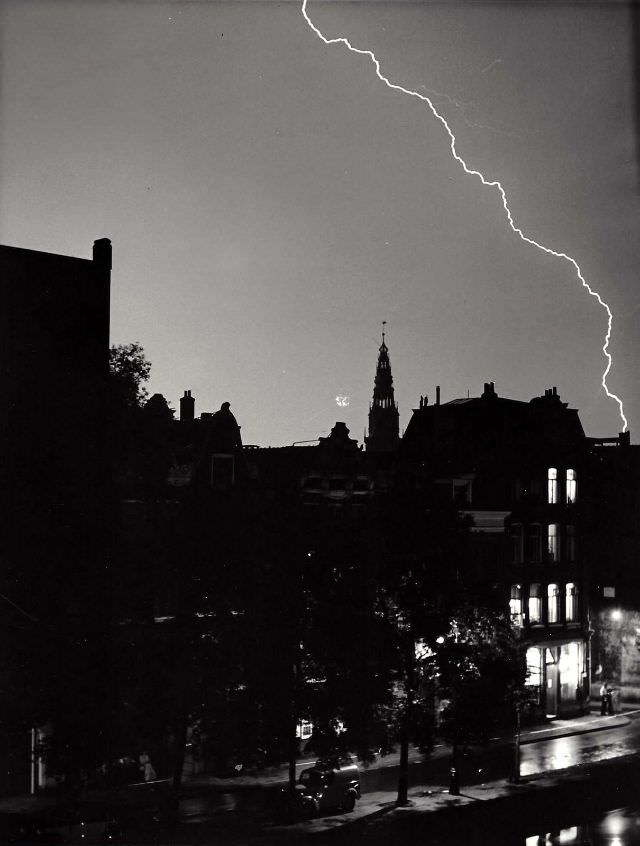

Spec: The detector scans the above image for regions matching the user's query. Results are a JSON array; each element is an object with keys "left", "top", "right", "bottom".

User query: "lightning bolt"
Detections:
[{"left": 301, "top": 1, "right": 628, "bottom": 433}]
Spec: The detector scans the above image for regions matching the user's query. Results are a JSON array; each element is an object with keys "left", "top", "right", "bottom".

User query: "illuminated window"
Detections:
[
  {"left": 525, "top": 524, "right": 541, "bottom": 563},
  {"left": 526, "top": 646, "right": 542, "bottom": 689},
  {"left": 510, "top": 584, "right": 523, "bottom": 627},
  {"left": 548, "top": 467, "right": 558, "bottom": 504},
  {"left": 565, "top": 582, "right": 578, "bottom": 622},
  {"left": 548, "top": 583, "right": 560, "bottom": 623},
  {"left": 547, "top": 524, "right": 559, "bottom": 562},
  {"left": 528, "top": 584, "right": 542, "bottom": 624},
  {"left": 566, "top": 525, "right": 576, "bottom": 561},
  {"left": 512, "top": 524, "right": 524, "bottom": 564},
  {"left": 566, "top": 469, "right": 577, "bottom": 504}
]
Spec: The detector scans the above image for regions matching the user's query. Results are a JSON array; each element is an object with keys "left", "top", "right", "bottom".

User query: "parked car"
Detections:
[
  {"left": 273, "top": 757, "right": 360, "bottom": 823},
  {"left": 299, "top": 758, "right": 360, "bottom": 814}
]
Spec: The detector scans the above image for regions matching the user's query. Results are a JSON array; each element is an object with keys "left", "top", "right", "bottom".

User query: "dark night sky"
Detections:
[{"left": 1, "top": 0, "right": 638, "bottom": 445}]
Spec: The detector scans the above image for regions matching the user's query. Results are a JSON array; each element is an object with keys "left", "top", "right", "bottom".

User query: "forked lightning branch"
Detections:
[{"left": 301, "top": 0, "right": 628, "bottom": 433}]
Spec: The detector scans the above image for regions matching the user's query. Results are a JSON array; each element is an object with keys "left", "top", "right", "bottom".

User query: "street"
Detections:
[{"left": 174, "top": 713, "right": 640, "bottom": 821}]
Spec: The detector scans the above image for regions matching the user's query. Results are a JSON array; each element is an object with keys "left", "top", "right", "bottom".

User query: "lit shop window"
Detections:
[
  {"left": 547, "top": 524, "right": 559, "bottom": 562},
  {"left": 559, "top": 642, "right": 580, "bottom": 690},
  {"left": 528, "top": 584, "right": 542, "bottom": 624},
  {"left": 510, "top": 585, "right": 523, "bottom": 627},
  {"left": 566, "top": 469, "right": 577, "bottom": 504},
  {"left": 565, "top": 582, "right": 578, "bottom": 622},
  {"left": 548, "top": 583, "right": 560, "bottom": 624},
  {"left": 548, "top": 468, "right": 558, "bottom": 504}
]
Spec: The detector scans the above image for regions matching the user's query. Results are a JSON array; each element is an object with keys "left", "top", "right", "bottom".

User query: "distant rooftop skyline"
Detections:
[{"left": 2, "top": 1, "right": 637, "bottom": 445}]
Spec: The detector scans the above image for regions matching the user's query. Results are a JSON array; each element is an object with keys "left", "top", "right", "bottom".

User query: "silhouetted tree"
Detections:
[{"left": 109, "top": 342, "right": 151, "bottom": 410}]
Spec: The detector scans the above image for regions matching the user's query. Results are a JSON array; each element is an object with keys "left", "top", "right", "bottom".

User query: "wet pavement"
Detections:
[{"left": 0, "top": 709, "right": 637, "bottom": 843}]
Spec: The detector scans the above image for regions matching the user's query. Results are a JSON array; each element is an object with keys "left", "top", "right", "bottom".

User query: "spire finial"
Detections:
[{"left": 382, "top": 320, "right": 386, "bottom": 345}]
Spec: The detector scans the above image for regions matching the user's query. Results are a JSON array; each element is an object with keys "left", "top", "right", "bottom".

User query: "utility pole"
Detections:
[
  {"left": 510, "top": 701, "right": 522, "bottom": 784},
  {"left": 289, "top": 654, "right": 300, "bottom": 791}
]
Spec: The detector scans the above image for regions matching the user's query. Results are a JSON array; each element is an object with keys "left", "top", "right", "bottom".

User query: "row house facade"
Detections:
[{"left": 401, "top": 381, "right": 590, "bottom": 719}]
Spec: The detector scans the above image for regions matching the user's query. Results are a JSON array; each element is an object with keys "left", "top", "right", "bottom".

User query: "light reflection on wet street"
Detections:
[
  {"left": 525, "top": 806, "right": 640, "bottom": 845},
  {"left": 520, "top": 726, "right": 639, "bottom": 779}
]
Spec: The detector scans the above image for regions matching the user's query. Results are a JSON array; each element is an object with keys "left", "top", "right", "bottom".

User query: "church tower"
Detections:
[{"left": 365, "top": 323, "right": 400, "bottom": 453}]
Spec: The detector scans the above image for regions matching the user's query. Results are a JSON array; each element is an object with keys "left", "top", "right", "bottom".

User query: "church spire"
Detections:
[{"left": 365, "top": 322, "right": 400, "bottom": 453}]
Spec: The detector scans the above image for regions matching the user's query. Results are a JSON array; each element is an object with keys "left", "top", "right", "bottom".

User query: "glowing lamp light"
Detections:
[
  {"left": 436, "top": 636, "right": 445, "bottom": 645},
  {"left": 611, "top": 609, "right": 623, "bottom": 621}
]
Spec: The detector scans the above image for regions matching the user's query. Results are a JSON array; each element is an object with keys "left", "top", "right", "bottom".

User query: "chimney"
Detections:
[
  {"left": 482, "top": 381, "right": 496, "bottom": 398},
  {"left": 180, "top": 390, "right": 195, "bottom": 422},
  {"left": 436, "top": 386, "right": 441, "bottom": 405},
  {"left": 93, "top": 238, "right": 112, "bottom": 270}
]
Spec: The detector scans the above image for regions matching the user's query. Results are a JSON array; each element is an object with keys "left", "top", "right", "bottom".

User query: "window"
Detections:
[
  {"left": 304, "top": 477, "right": 322, "bottom": 490},
  {"left": 526, "top": 524, "right": 542, "bottom": 563},
  {"left": 512, "top": 524, "right": 524, "bottom": 564},
  {"left": 547, "top": 524, "right": 559, "bottom": 562},
  {"left": 566, "top": 469, "right": 577, "bottom": 504},
  {"left": 565, "top": 582, "right": 578, "bottom": 622},
  {"left": 566, "top": 525, "right": 576, "bottom": 562},
  {"left": 510, "top": 584, "right": 523, "bottom": 627},
  {"left": 528, "top": 584, "right": 542, "bottom": 624},
  {"left": 329, "top": 478, "right": 345, "bottom": 491},
  {"left": 548, "top": 583, "right": 560, "bottom": 623},
  {"left": 211, "top": 454, "right": 234, "bottom": 488},
  {"left": 526, "top": 646, "right": 542, "bottom": 690},
  {"left": 548, "top": 467, "right": 558, "bottom": 504}
]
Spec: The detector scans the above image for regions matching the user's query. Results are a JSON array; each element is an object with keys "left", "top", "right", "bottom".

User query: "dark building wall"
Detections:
[{"left": 0, "top": 239, "right": 111, "bottom": 620}]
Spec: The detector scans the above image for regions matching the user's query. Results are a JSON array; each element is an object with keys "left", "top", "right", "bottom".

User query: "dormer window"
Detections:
[{"left": 548, "top": 468, "right": 558, "bottom": 504}]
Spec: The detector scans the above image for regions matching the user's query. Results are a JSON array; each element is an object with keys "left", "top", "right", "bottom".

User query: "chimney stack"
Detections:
[
  {"left": 93, "top": 238, "right": 112, "bottom": 270},
  {"left": 482, "top": 381, "right": 496, "bottom": 398},
  {"left": 180, "top": 390, "right": 195, "bottom": 422},
  {"left": 436, "top": 386, "right": 441, "bottom": 405}
]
